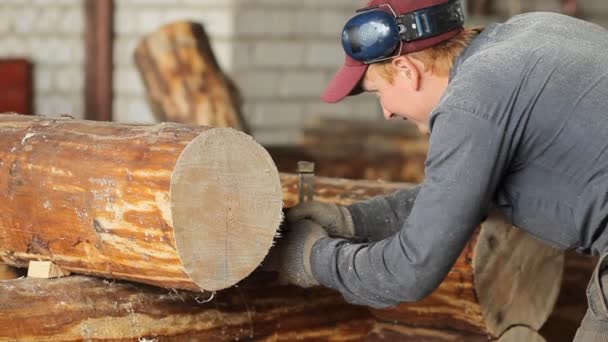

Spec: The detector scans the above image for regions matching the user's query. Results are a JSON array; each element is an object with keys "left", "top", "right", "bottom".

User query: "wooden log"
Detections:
[
  {"left": 365, "top": 323, "right": 545, "bottom": 341},
  {"left": 294, "top": 117, "right": 429, "bottom": 183},
  {"left": 0, "top": 114, "right": 282, "bottom": 291},
  {"left": 268, "top": 145, "right": 427, "bottom": 184},
  {"left": 134, "top": 21, "right": 248, "bottom": 132},
  {"left": 279, "top": 174, "right": 564, "bottom": 338},
  {"left": 540, "top": 251, "right": 597, "bottom": 342},
  {"left": 0, "top": 275, "right": 374, "bottom": 341},
  {"left": 0, "top": 263, "right": 23, "bottom": 280}
]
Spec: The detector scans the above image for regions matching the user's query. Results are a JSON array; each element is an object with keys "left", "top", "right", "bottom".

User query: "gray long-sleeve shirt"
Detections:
[{"left": 310, "top": 12, "right": 608, "bottom": 308}]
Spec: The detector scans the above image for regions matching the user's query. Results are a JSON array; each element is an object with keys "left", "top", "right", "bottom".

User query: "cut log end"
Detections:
[
  {"left": 171, "top": 128, "right": 282, "bottom": 291},
  {"left": 474, "top": 210, "right": 564, "bottom": 336}
]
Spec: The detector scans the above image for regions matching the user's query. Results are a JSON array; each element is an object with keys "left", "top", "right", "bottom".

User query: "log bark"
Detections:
[
  {"left": 280, "top": 174, "right": 564, "bottom": 338},
  {"left": 0, "top": 275, "right": 374, "bottom": 341},
  {"left": 134, "top": 21, "right": 248, "bottom": 132},
  {"left": 0, "top": 114, "right": 282, "bottom": 291},
  {"left": 365, "top": 323, "right": 545, "bottom": 341},
  {"left": 0, "top": 263, "right": 23, "bottom": 280}
]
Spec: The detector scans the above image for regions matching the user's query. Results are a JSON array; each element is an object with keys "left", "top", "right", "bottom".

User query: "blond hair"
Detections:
[{"left": 368, "top": 27, "right": 483, "bottom": 82}]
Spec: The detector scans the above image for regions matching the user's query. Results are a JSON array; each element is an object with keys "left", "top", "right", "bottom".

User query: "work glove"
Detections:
[
  {"left": 263, "top": 219, "right": 328, "bottom": 288},
  {"left": 286, "top": 201, "right": 355, "bottom": 239}
]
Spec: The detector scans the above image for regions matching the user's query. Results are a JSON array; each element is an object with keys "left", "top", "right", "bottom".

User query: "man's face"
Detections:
[{"left": 361, "top": 57, "right": 447, "bottom": 134}]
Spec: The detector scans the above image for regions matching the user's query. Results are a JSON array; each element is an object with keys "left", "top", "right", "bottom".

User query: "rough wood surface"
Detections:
[
  {"left": 268, "top": 118, "right": 429, "bottom": 183},
  {"left": 279, "top": 174, "right": 564, "bottom": 337},
  {"left": 27, "top": 261, "right": 70, "bottom": 279},
  {"left": 0, "top": 114, "right": 282, "bottom": 291},
  {"left": 366, "top": 323, "right": 545, "bottom": 341},
  {"left": 0, "top": 275, "right": 374, "bottom": 341},
  {"left": 0, "top": 263, "right": 22, "bottom": 280},
  {"left": 540, "top": 251, "right": 597, "bottom": 341},
  {"left": 134, "top": 21, "right": 248, "bottom": 132}
]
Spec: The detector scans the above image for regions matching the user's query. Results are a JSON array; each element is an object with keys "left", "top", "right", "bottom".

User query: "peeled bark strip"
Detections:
[
  {"left": 134, "top": 21, "right": 248, "bottom": 132},
  {"left": 0, "top": 114, "right": 282, "bottom": 291},
  {"left": 280, "top": 174, "right": 564, "bottom": 338},
  {"left": 0, "top": 275, "right": 374, "bottom": 341}
]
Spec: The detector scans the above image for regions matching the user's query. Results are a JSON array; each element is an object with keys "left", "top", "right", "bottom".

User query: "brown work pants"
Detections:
[{"left": 574, "top": 253, "right": 608, "bottom": 341}]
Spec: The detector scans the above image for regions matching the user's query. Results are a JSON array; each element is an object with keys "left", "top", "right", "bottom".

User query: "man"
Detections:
[{"left": 269, "top": 0, "right": 608, "bottom": 339}]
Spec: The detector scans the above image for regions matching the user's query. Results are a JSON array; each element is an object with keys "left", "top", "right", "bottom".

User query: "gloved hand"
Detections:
[
  {"left": 262, "top": 219, "right": 327, "bottom": 287},
  {"left": 286, "top": 201, "right": 355, "bottom": 238}
]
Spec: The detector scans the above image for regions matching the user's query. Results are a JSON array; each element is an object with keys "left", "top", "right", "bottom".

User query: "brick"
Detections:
[
  {"left": 113, "top": 97, "right": 157, "bottom": 124},
  {"left": 35, "top": 95, "right": 84, "bottom": 119},
  {"left": 58, "top": 7, "right": 85, "bottom": 34},
  {"left": 278, "top": 71, "right": 326, "bottom": 97},
  {"left": 119, "top": 0, "right": 179, "bottom": 6},
  {"left": 294, "top": 9, "right": 321, "bottom": 35},
  {"left": 305, "top": 42, "right": 344, "bottom": 67},
  {"left": 232, "top": 70, "right": 281, "bottom": 98},
  {"left": 113, "top": 68, "right": 145, "bottom": 95},
  {"left": 180, "top": 0, "right": 236, "bottom": 7},
  {"left": 249, "top": 102, "right": 305, "bottom": 127},
  {"left": 252, "top": 42, "right": 305, "bottom": 67},
  {"left": 32, "top": 0, "right": 82, "bottom": 6},
  {"left": 34, "top": 67, "right": 53, "bottom": 93},
  {"left": 114, "top": 37, "right": 140, "bottom": 67},
  {"left": 0, "top": 37, "right": 27, "bottom": 57},
  {"left": 0, "top": 7, "right": 15, "bottom": 34},
  {"left": 209, "top": 39, "right": 235, "bottom": 71},
  {"left": 234, "top": 9, "right": 294, "bottom": 37},
  {"left": 138, "top": 10, "right": 166, "bottom": 34},
  {"left": 13, "top": 7, "right": 38, "bottom": 34},
  {"left": 54, "top": 67, "right": 83, "bottom": 92},
  {"left": 115, "top": 9, "right": 140, "bottom": 35},
  {"left": 36, "top": 7, "right": 61, "bottom": 34},
  {"left": 319, "top": 10, "right": 352, "bottom": 37}
]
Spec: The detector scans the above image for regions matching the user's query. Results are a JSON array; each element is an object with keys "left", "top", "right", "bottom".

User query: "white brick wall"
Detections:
[
  {"left": 113, "top": 0, "right": 379, "bottom": 145},
  {"left": 3, "top": 0, "right": 607, "bottom": 145},
  {"left": 0, "top": 1, "right": 85, "bottom": 118}
]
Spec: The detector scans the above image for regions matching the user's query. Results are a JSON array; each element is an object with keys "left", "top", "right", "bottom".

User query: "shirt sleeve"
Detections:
[
  {"left": 310, "top": 109, "right": 511, "bottom": 308},
  {"left": 347, "top": 186, "right": 421, "bottom": 242}
]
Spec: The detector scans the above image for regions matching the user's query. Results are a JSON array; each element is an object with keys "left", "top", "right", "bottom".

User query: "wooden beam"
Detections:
[
  {"left": 85, "top": 0, "right": 114, "bottom": 121},
  {"left": 279, "top": 174, "right": 563, "bottom": 338},
  {"left": 0, "top": 275, "right": 374, "bottom": 341},
  {"left": 0, "top": 114, "right": 282, "bottom": 291}
]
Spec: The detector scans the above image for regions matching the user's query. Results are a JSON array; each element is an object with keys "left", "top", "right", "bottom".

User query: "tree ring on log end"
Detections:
[
  {"left": 473, "top": 210, "right": 564, "bottom": 336},
  {"left": 170, "top": 128, "right": 282, "bottom": 291}
]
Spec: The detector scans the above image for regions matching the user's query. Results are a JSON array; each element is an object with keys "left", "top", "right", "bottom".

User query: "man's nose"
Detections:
[{"left": 382, "top": 108, "right": 395, "bottom": 120}]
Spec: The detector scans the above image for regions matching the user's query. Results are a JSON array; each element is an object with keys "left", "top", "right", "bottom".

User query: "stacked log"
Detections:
[
  {"left": 0, "top": 275, "right": 374, "bottom": 341},
  {"left": 0, "top": 263, "right": 22, "bottom": 280},
  {"left": 0, "top": 114, "right": 282, "bottom": 291},
  {"left": 0, "top": 172, "right": 562, "bottom": 341},
  {"left": 281, "top": 174, "right": 563, "bottom": 338},
  {"left": 134, "top": 21, "right": 248, "bottom": 132},
  {"left": 289, "top": 117, "right": 429, "bottom": 183}
]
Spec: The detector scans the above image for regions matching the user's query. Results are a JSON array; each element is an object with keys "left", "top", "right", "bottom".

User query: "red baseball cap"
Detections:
[{"left": 321, "top": 0, "right": 463, "bottom": 103}]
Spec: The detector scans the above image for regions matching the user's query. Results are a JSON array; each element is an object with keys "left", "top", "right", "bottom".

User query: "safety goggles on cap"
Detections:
[{"left": 341, "top": 0, "right": 465, "bottom": 64}]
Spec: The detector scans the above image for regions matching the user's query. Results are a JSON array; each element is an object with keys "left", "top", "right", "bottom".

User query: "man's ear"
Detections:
[{"left": 391, "top": 55, "right": 422, "bottom": 91}]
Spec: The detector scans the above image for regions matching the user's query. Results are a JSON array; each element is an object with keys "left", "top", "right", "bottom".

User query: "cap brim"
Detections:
[{"left": 321, "top": 64, "right": 368, "bottom": 103}]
